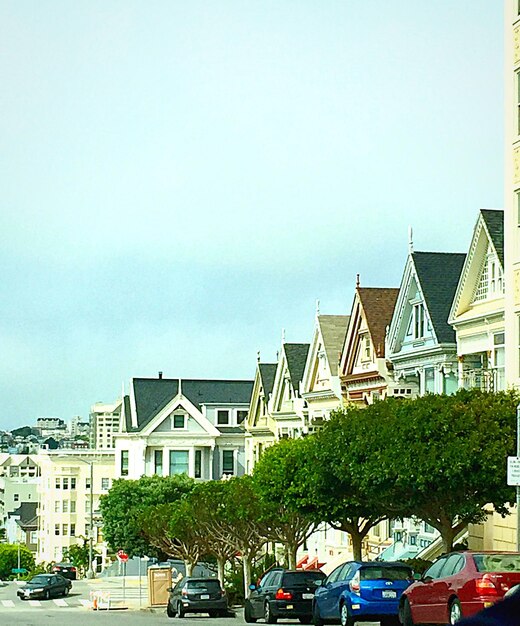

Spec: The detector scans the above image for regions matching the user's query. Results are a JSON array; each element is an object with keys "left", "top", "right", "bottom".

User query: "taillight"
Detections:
[
  {"left": 181, "top": 589, "right": 189, "bottom": 597},
  {"left": 221, "top": 589, "right": 226, "bottom": 597},
  {"left": 349, "top": 571, "right": 360, "bottom": 594},
  {"left": 476, "top": 574, "right": 498, "bottom": 596},
  {"left": 275, "top": 588, "right": 293, "bottom": 600}
]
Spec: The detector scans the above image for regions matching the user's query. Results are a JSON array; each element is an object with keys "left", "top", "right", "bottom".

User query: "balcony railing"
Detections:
[{"left": 461, "top": 367, "right": 505, "bottom": 392}]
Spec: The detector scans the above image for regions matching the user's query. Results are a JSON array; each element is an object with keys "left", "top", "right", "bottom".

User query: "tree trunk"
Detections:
[
  {"left": 243, "top": 554, "right": 252, "bottom": 598},
  {"left": 287, "top": 542, "right": 297, "bottom": 570},
  {"left": 350, "top": 530, "right": 363, "bottom": 561},
  {"left": 185, "top": 560, "right": 194, "bottom": 576},
  {"left": 440, "top": 526, "right": 457, "bottom": 554},
  {"left": 217, "top": 556, "right": 226, "bottom": 586}
]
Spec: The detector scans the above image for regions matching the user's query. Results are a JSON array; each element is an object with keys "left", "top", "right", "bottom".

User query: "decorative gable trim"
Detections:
[{"left": 141, "top": 393, "right": 220, "bottom": 437}]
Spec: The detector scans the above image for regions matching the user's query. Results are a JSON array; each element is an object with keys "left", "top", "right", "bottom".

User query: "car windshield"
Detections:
[
  {"left": 29, "top": 576, "right": 51, "bottom": 584},
  {"left": 187, "top": 580, "right": 221, "bottom": 592},
  {"left": 474, "top": 554, "right": 520, "bottom": 573},
  {"left": 360, "top": 567, "right": 413, "bottom": 581},
  {"left": 283, "top": 572, "right": 326, "bottom": 586}
]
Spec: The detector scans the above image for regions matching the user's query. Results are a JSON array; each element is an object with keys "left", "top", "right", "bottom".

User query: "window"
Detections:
[
  {"left": 55, "top": 478, "right": 61, "bottom": 489},
  {"left": 222, "top": 450, "right": 235, "bottom": 476},
  {"left": 424, "top": 558, "right": 447, "bottom": 580},
  {"left": 217, "top": 410, "right": 230, "bottom": 425},
  {"left": 63, "top": 500, "right": 69, "bottom": 513},
  {"left": 70, "top": 524, "right": 76, "bottom": 537},
  {"left": 169, "top": 451, "right": 189, "bottom": 476},
  {"left": 101, "top": 478, "right": 109, "bottom": 491},
  {"left": 86, "top": 500, "right": 91, "bottom": 514},
  {"left": 121, "top": 450, "right": 129, "bottom": 477},
  {"left": 236, "top": 410, "right": 248, "bottom": 424},
  {"left": 363, "top": 334, "right": 371, "bottom": 360},
  {"left": 172, "top": 414, "right": 185, "bottom": 429},
  {"left": 424, "top": 522, "right": 436, "bottom": 533},
  {"left": 71, "top": 477, "right": 76, "bottom": 490},
  {"left": 195, "top": 450, "right": 202, "bottom": 479},
  {"left": 154, "top": 450, "right": 163, "bottom": 476},
  {"left": 13, "top": 493, "right": 19, "bottom": 502},
  {"left": 62, "top": 524, "right": 68, "bottom": 536},
  {"left": 63, "top": 478, "right": 69, "bottom": 490},
  {"left": 54, "top": 500, "right": 60, "bottom": 512},
  {"left": 409, "top": 535, "right": 416, "bottom": 546},
  {"left": 424, "top": 368, "right": 435, "bottom": 394},
  {"left": 493, "top": 333, "right": 505, "bottom": 391},
  {"left": 71, "top": 501, "right": 76, "bottom": 513},
  {"left": 54, "top": 524, "right": 60, "bottom": 536},
  {"left": 413, "top": 303, "right": 425, "bottom": 339},
  {"left": 86, "top": 477, "right": 91, "bottom": 490},
  {"left": 474, "top": 253, "right": 504, "bottom": 301}
]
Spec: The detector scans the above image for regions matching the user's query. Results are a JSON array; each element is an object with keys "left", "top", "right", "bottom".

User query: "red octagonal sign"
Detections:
[{"left": 117, "top": 550, "right": 129, "bottom": 562}]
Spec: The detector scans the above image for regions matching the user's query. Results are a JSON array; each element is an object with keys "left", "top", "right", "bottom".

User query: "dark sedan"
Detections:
[
  {"left": 167, "top": 577, "right": 228, "bottom": 617},
  {"left": 17, "top": 574, "right": 72, "bottom": 600},
  {"left": 51, "top": 562, "right": 78, "bottom": 580}
]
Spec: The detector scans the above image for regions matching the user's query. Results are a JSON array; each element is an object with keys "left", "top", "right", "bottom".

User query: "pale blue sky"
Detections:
[{"left": 0, "top": 1, "right": 503, "bottom": 429}]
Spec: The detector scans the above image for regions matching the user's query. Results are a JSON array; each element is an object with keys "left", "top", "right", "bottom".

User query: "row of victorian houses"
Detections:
[{"left": 5, "top": 207, "right": 507, "bottom": 569}]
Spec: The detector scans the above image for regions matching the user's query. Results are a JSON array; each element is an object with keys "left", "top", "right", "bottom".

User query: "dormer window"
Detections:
[
  {"left": 361, "top": 333, "right": 371, "bottom": 361},
  {"left": 171, "top": 414, "right": 186, "bottom": 429},
  {"left": 473, "top": 252, "right": 504, "bottom": 302},
  {"left": 217, "top": 410, "right": 230, "bottom": 425}
]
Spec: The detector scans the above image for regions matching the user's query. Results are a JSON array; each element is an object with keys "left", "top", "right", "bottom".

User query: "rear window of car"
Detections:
[
  {"left": 186, "top": 580, "right": 222, "bottom": 592},
  {"left": 282, "top": 572, "right": 326, "bottom": 586},
  {"left": 474, "top": 554, "right": 520, "bottom": 573},
  {"left": 360, "top": 566, "right": 413, "bottom": 581},
  {"left": 30, "top": 576, "right": 51, "bottom": 584}
]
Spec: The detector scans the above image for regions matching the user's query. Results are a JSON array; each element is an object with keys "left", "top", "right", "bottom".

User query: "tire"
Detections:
[
  {"left": 299, "top": 618, "right": 312, "bottom": 624},
  {"left": 44, "top": 590, "right": 51, "bottom": 601},
  {"left": 312, "top": 603, "right": 324, "bottom": 626},
  {"left": 245, "top": 601, "right": 257, "bottom": 623},
  {"left": 264, "top": 601, "right": 277, "bottom": 624},
  {"left": 209, "top": 610, "right": 218, "bottom": 618},
  {"left": 400, "top": 598, "right": 414, "bottom": 626},
  {"left": 340, "top": 603, "right": 354, "bottom": 626},
  {"left": 167, "top": 603, "right": 176, "bottom": 618},
  {"left": 449, "top": 599, "right": 462, "bottom": 625},
  {"left": 177, "top": 602, "right": 186, "bottom": 618},
  {"left": 380, "top": 618, "right": 399, "bottom": 626},
  {"left": 63, "top": 586, "right": 69, "bottom": 597}
]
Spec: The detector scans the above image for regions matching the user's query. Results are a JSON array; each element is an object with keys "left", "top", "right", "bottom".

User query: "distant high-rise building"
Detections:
[{"left": 89, "top": 401, "right": 122, "bottom": 450}]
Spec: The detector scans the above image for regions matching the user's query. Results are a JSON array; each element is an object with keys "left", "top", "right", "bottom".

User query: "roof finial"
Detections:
[
  {"left": 281, "top": 328, "right": 286, "bottom": 344},
  {"left": 356, "top": 273, "right": 360, "bottom": 288},
  {"left": 315, "top": 299, "right": 320, "bottom": 317},
  {"left": 257, "top": 350, "right": 261, "bottom": 363},
  {"left": 408, "top": 225, "right": 414, "bottom": 253}
]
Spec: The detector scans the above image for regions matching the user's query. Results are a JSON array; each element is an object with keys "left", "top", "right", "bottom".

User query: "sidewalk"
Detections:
[{"left": 82, "top": 575, "right": 154, "bottom": 611}]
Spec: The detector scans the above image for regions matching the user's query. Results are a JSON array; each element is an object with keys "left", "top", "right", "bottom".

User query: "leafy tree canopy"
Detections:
[{"left": 0, "top": 544, "right": 34, "bottom": 579}]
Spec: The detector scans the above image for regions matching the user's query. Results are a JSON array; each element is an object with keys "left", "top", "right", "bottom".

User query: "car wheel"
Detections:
[
  {"left": 245, "top": 601, "right": 257, "bottom": 623},
  {"left": 63, "top": 586, "right": 69, "bottom": 597},
  {"left": 400, "top": 598, "right": 414, "bottom": 626},
  {"left": 44, "top": 590, "right": 51, "bottom": 600},
  {"left": 449, "top": 599, "right": 462, "bottom": 624},
  {"left": 264, "top": 601, "right": 277, "bottom": 624},
  {"left": 167, "top": 603, "right": 176, "bottom": 618},
  {"left": 177, "top": 602, "right": 185, "bottom": 618},
  {"left": 298, "top": 618, "right": 312, "bottom": 624},
  {"left": 380, "top": 618, "right": 399, "bottom": 626},
  {"left": 208, "top": 610, "right": 218, "bottom": 618},
  {"left": 340, "top": 603, "right": 354, "bottom": 626},
  {"left": 312, "top": 603, "right": 324, "bottom": 626}
]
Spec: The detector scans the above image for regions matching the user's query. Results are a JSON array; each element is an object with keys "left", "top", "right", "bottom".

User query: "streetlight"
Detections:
[{"left": 86, "top": 460, "right": 94, "bottom": 578}]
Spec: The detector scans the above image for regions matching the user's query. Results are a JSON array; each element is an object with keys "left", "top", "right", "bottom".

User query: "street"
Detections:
[{"left": 0, "top": 579, "right": 381, "bottom": 626}]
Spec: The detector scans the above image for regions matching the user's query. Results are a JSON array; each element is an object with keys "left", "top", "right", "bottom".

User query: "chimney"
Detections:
[{"left": 158, "top": 371, "right": 163, "bottom": 379}]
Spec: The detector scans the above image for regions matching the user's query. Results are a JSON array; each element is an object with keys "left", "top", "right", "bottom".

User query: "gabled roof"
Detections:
[
  {"left": 9, "top": 502, "right": 38, "bottom": 528},
  {"left": 284, "top": 343, "right": 310, "bottom": 389},
  {"left": 357, "top": 288, "right": 399, "bottom": 357},
  {"left": 318, "top": 315, "right": 350, "bottom": 376},
  {"left": 258, "top": 364, "right": 277, "bottom": 398},
  {"left": 481, "top": 209, "right": 504, "bottom": 267},
  {"left": 127, "top": 378, "right": 254, "bottom": 432},
  {"left": 413, "top": 252, "right": 466, "bottom": 344}
]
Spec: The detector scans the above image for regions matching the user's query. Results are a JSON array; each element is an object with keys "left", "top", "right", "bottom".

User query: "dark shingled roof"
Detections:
[
  {"left": 357, "top": 288, "right": 399, "bottom": 357},
  {"left": 129, "top": 378, "right": 254, "bottom": 431},
  {"left": 284, "top": 343, "right": 310, "bottom": 389},
  {"left": 258, "top": 364, "right": 277, "bottom": 398},
  {"left": 481, "top": 209, "right": 504, "bottom": 267},
  {"left": 318, "top": 315, "right": 350, "bottom": 376},
  {"left": 413, "top": 251, "right": 466, "bottom": 344},
  {"left": 9, "top": 502, "right": 38, "bottom": 528}
]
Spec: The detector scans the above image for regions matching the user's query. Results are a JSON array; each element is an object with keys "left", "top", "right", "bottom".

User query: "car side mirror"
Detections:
[
  {"left": 249, "top": 584, "right": 257, "bottom": 591},
  {"left": 314, "top": 580, "right": 323, "bottom": 587},
  {"left": 413, "top": 573, "right": 421, "bottom": 581},
  {"left": 167, "top": 587, "right": 173, "bottom": 592}
]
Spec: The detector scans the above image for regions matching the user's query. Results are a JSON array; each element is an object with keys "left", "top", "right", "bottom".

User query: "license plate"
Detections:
[
  {"left": 286, "top": 605, "right": 293, "bottom": 609},
  {"left": 200, "top": 594, "right": 210, "bottom": 600},
  {"left": 382, "top": 590, "right": 396, "bottom": 599},
  {"left": 302, "top": 593, "right": 314, "bottom": 600}
]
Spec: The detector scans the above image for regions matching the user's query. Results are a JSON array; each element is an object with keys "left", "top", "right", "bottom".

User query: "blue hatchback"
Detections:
[{"left": 312, "top": 561, "right": 413, "bottom": 626}]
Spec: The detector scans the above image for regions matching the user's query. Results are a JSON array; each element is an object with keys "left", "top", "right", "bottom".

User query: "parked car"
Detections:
[
  {"left": 17, "top": 574, "right": 72, "bottom": 600},
  {"left": 313, "top": 561, "right": 413, "bottom": 626},
  {"left": 399, "top": 551, "right": 520, "bottom": 625},
  {"left": 245, "top": 568, "right": 327, "bottom": 623},
  {"left": 166, "top": 577, "right": 228, "bottom": 618},
  {"left": 51, "top": 562, "right": 77, "bottom": 580}
]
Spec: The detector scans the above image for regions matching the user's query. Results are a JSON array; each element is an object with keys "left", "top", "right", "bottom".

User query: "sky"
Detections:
[{"left": 0, "top": 1, "right": 504, "bottom": 430}]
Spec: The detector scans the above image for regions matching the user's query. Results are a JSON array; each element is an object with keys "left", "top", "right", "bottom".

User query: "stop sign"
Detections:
[{"left": 117, "top": 550, "right": 129, "bottom": 562}]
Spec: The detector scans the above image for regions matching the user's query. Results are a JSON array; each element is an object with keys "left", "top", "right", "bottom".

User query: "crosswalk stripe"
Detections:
[
  {"left": 79, "top": 599, "right": 91, "bottom": 607},
  {"left": 1, "top": 600, "right": 15, "bottom": 607},
  {"left": 28, "top": 600, "right": 41, "bottom": 607},
  {"left": 53, "top": 598, "right": 68, "bottom": 606}
]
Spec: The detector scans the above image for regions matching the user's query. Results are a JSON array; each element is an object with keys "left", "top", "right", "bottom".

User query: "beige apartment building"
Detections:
[
  {"left": 37, "top": 450, "right": 115, "bottom": 566},
  {"left": 89, "top": 400, "right": 122, "bottom": 450}
]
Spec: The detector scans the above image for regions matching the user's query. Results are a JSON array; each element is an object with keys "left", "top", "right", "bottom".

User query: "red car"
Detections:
[{"left": 399, "top": 551, "right": 520, "bottom": 625}]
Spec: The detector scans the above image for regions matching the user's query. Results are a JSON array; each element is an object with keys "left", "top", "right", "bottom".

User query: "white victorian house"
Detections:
[
  {"left": 449, "top": 209, "right": 505, "bottom": 391},
  {"left": 386, "top": 250, "right": 465, "bottom": 398},
  {"left": 114, "top": 375, "right": 253, "bottom": 480}
]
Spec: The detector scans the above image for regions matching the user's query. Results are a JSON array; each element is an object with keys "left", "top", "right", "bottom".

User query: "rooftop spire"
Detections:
[{"left": 408, "top": 225, "right": 414, "bottom": 253}]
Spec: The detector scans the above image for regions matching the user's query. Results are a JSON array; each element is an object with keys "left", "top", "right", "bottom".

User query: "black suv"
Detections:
[
  {"left": 167, "top": 577, "right": 228, "bottom": 618},
  {"left": 245, "top": 569, "right": 327, "bottom": 624}
]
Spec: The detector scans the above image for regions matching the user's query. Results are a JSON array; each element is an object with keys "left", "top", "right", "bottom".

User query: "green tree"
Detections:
[
  {"left": 252, "top": 437, "right": 316, "bottom": 568},
  {"left": 99, "top": 474, "right": 194, "bottom": 557},
  {"left": 373, "top": 389, "right": 519, "bottom": 551},
  {"left": 63, "top": 538, "right": 99, "bottom": 577},
  {"left": 0, "top": 544, "right": 34, "bottom": 579}
]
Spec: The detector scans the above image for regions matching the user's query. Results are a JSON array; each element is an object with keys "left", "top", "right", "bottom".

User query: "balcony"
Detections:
[{"left": 461, "top": 367, "right": 505, "bottom": 392}]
